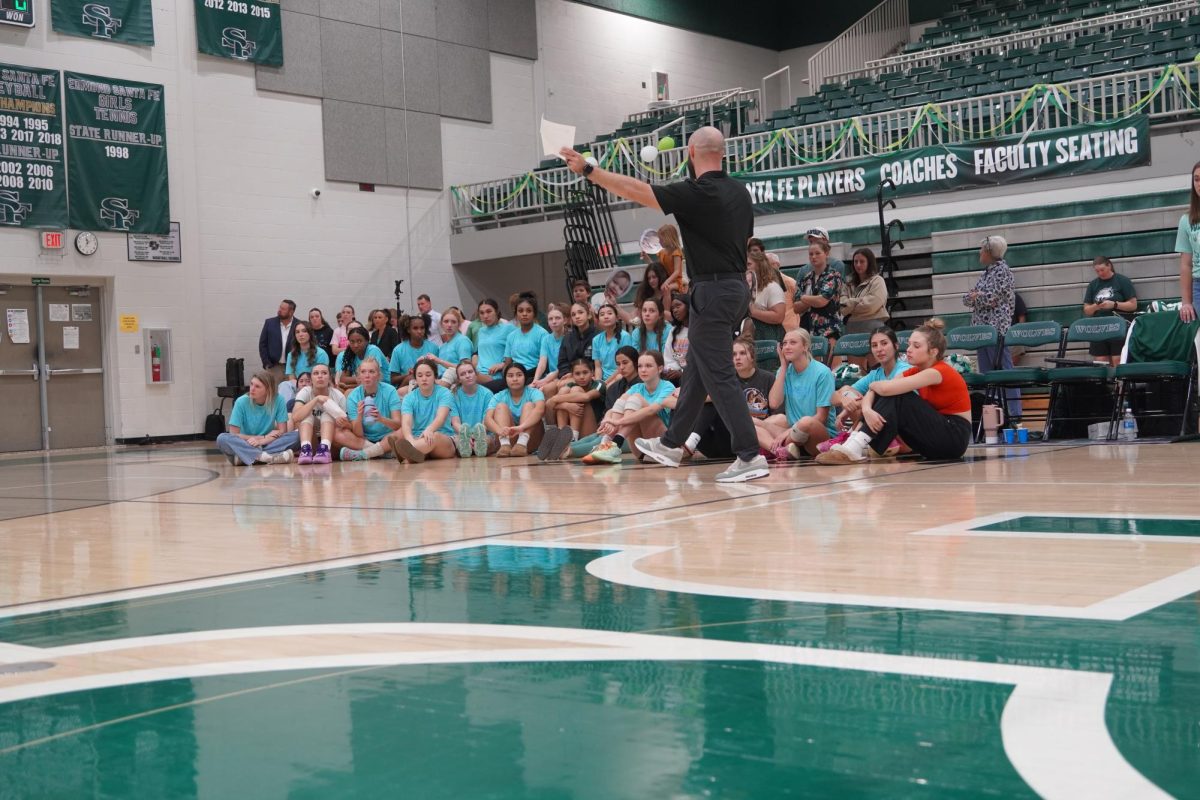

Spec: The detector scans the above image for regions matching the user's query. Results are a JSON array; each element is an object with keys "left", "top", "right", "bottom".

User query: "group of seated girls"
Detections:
[{"left": 219, "top": 282, "right": 969, "bottom": 467}]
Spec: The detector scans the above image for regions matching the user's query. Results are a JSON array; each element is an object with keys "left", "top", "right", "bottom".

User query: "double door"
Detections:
[{"left": 0, "top": 283, "right": 106, "bottom": 452}]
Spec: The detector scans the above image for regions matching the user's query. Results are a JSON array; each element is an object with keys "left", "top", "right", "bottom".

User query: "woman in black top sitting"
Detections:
[
  {"left": 555, "top": 301, "right": 599, "bottom": 382},
  {"left": 368, "top": 308, "right": 400, "bottom": 359}
]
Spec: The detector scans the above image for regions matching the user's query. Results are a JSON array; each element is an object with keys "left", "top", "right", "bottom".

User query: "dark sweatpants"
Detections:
[
  {"left": 661, "top": 276, "right": 759, "bottom": 462},
  {"left": 867, "top": 392, "right": 972, "bottom": 460}
]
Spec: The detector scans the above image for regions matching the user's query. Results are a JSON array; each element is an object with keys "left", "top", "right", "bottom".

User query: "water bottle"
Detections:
[{"left": 1119, "top": 405, "right": 1138, "bottom": 441}]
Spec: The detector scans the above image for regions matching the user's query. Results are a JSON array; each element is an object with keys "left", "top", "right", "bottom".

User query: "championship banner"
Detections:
[
  {"left": 193, "top": 0, "right": 282, "bottom": 66},
  {"left": 0, "top": 63, "right": 67, "bottom": 229},
  {"left": 736, "top": 117, "right": 1151, "bottom": 214},
  {"left": 64, "top": 71, "right": 169, "bottom": 233},
  {"left": 51, "top": 0, "right": 155, "bottom": 46}
]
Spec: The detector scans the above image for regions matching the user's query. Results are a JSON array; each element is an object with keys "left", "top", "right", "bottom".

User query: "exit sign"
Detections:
[
  {"left": 31, "top": 277, "right": 50, "bottom": 286},
  {"left": 41, "top": 231, "right": 63, "bottom": 250},
  {"left": 0, "top": 0, "right": 35, "bottom": 28}
]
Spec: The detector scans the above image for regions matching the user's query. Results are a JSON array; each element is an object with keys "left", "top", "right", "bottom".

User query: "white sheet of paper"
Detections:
[
  {"left": 49, "top": 304, "right": 69, "bottom": 322},
  {"left": 6, "top": 308, "right": 30, "bottom": 344},
  {"left": 63, "top": 326, "right": 79, "bottom": 350},
  {"left": 540, "top": 116, "right": 575, "bottom": 158}
]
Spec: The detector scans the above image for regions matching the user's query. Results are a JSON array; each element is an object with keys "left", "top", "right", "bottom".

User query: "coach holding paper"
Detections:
[{"left": 560, "top": 128, "right": 768, "bottom": 482}]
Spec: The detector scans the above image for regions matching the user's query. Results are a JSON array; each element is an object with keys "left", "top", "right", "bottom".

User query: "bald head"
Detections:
[{"left": 687, "top": 126, "right": 726, "bottom": 175}]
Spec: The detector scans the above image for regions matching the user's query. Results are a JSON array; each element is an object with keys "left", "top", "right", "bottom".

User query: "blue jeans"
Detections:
[
  {"left": 216, "top": 431, "right": 300, "bottom": 465},
  {"left": 977, "top": 345, "right": 1023, "bottom": 418}
]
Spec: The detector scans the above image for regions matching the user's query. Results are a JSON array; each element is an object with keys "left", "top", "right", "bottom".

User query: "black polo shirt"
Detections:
[{"left": 652, "top": 170, "right": 753, "bottom": 279}]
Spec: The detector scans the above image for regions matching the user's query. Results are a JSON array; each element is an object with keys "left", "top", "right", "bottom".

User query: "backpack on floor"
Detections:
[{"left": 204, "top": 408, "right": 225, "bottom": 440}]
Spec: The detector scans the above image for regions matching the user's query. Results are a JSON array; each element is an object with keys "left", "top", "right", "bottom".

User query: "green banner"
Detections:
[
  {"left": 65, "top": 71, "right": 169, "bottom": 234},
  {"left": 51, "top": 0, "right": 155, "bottom": 45},
  {"left": 735, "top": 117, "right": 1151, "bottom": 214},
  {"left": 0, "top": 63, "right": 67, "bottom": 229},
  {"left": 194, "top": 0, "right": 282, "bottom": 66}
]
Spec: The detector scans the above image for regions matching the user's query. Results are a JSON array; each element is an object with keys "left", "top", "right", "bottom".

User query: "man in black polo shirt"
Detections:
[{"left": 560, "top": 128, "right": 768, "bottom": 482}]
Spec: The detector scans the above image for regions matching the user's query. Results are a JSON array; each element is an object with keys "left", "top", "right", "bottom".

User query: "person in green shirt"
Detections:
[{"left": 1083, "top": 256, "right": 1138, "bottom": 365}]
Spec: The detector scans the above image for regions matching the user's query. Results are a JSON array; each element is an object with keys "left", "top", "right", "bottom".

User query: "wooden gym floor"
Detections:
[{"left": 0, "top": 441, "right": 1197, "bottom": 798}]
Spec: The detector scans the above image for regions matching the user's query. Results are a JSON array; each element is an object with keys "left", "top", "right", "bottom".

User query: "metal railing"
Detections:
[
  {"left": 809, "top": 0, "right": 910, "bottom": 89},
  {"left": 626, "top": 88, "right": 761, "bottom": 123},
  {"left": 834, "top": 0, "right": 1197, "bottom": 79},
  {"left": 450, "top": 61, "right": 1200, "bottom": 232}
]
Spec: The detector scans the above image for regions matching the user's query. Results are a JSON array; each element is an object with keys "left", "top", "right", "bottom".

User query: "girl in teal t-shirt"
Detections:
[
  {"left": 1174, "top": 170, "right": 1200, "bottom": 321},
  {"left": 216, "top": 372, "right": 300, "bottom": 466},
  {"left": 474, "top": 298, "right": 513, "bottom": 387},
  {"left": 531, "top": 303, "right": 567, "bottom": 395},
  {"left": 392, "top": 360, "right": 457, "bottom": 463},
  {"left": 390, "top": 314, "right": 439, "bottom": 391},
  {"left": 485, "top": 362, "right": 546, "bottom": 457},
  {"left": 335, "top": 327, "right": 390, "bottom": 392},
  {"left": 338, "top": 357, "right": 403, "bottom": 461},
  {"left": 503, "top": 293, "right": 550, "bottom": 377},
  {"left": 631, "top": 298, "right": 673, "bottom": 356},
  {"left": 449, "top": 361, "right": 495, "bottom": 458},
  {"left": 433, "top": 308, "right": 474, "bottom": 384},
  {"left": 760, "top": 329, "right": 836, "bottom": 459},
  {"left": 592, "top": 304, "right": 632, "bottom": 384}
]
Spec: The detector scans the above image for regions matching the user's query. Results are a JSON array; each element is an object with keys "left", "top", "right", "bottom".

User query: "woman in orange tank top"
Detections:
[{"left": 816, "top": 318, "right": 972, "bottom": 463}]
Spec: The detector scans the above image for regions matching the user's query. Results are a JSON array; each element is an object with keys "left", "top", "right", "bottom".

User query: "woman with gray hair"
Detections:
[{"left": 963, "top": 234, "right": 1020, "bottom": 417}]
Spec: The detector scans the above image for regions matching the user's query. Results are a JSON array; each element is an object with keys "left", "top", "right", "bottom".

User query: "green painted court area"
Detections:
[
  {"left": 975, "top": 515, "right": 1200, "bottom": 537},
  {"left": 1, "top": 546, "right": 1199, "bottom": 798}
]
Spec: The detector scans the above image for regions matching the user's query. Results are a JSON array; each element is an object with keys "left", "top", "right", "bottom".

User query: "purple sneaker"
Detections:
[
  {"left": 313, "top": 443, "right": 332, "bottom": 464},
  {"left": 297, "top": 443, "right": 314, "bottom": 465}
]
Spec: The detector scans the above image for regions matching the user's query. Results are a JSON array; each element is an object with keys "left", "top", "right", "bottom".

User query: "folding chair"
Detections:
[
  {"left": 832, "top": 332, "right": 871, "bottom": 360},
  {"left": 755, "top": 339, "right": 780, "bottom": 371},
  {"left": 1112, "top": 312, "right": 1200, "bottom": 439},
  {"left": 980, "top": 321, "right": 1063, "bottom": 434},
  {"left": 1043, "top": 317, "right": 1126, "bottom": 440}
]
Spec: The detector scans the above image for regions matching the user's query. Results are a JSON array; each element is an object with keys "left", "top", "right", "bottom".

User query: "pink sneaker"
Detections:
[
  {"left": 818, "top": 430, "right": 850, "bottom": 454},
  {"left": 313, "top": 443, "right": 332, "bottom": 464},
  {"left": 771, "top": 445, "right": 793, "bottom": 462},
  {"left": 297, "top": 444, "right": 314, "bottom": 465}
]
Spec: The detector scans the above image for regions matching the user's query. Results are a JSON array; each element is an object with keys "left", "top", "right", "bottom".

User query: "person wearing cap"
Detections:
[
  {"left": 963, "top": 234, "right": 1021, "bottom": 417},
  {"left": 794, "top": 227, "right": 847, "bottom": 282},
  {"left": 558, "top": 128, "right": 769, "bottom": 483}
]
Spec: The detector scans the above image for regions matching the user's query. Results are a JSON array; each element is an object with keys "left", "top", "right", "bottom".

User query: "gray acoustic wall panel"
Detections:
[
  {"left": 404, "top": 110, "right": 443, "bottom": 190},
  {"left": 256, "top": 0, "right": 534, "bottom": 189},
  {"left": 323, "top": 100, "right": 387, "bottom": 184},
  {"left": 436, "top": 0, "right": 488, "bottom": 49},
  {"left": 487, "top": 0, "right": 537, "bottom": 60},
  {"left": 401, "top": 33, "right": 440, "bottom": 113},
  {"left": 319, "top": 0, "right": 380, "bottom": 27},
  {"left": 320, "top": 19, "right": 384, "bottom": 105},
  {"left": 437, "top": 41, "right": 491, "bottom": 122},
  {"left": 281, "top": 0, "right": 319, "bottom": 16},
  {"left": 255, "top": 11, "right": 323, "bottom": 97}
]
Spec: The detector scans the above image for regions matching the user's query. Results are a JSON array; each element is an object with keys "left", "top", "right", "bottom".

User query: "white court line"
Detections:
[
  {"left": 0, "top": 623, "right": 1167, "bottom": 800},
  {"left": 0, "top": 643, "right": 44, "bottom": 661}
]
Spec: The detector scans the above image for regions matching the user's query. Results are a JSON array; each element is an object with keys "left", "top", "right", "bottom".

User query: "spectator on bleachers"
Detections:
[
  {"left": 682, "top": 338, "right": 774, "bottom": 460},
  {"left": 635, "top": 260, "right": 671, "bottom": 310},
  {"left": 307, "top": 308, "right": 334, "bottom": 358},
  {"left": 593, "top": 303, "right": 633, "bottom": 387},
  {"left": 541, "top": 358, "right": 603, "bottom": 460},
  {"left": 216, "top": 371, "right": 300, "bottom": 466},
  {"left": 499, "top": 292, "right": 550, "bottom": 391},
  {"left": 433, "top": 307, "right": 473, "bottom": 387},
  {"left": 582, "top": 351, "right": 676, "bottom": 464},
  {"left": 532, "top": 302, "right": 568, "bottom": 395},
  {"left": 474, "top": 298, "right": 513, "bottom": 390},
  {"left": 486, "top": 362, "right": 546, "bottom": 458},
  {"left": 335, "top": 326, "right": 389, "bottom": 392},
  {"left": 368, "top": 309, "right": 399, "bottom": 360},
  {"left": 1083, "top": 256, "right": 1137, "bottom": 366},
  {"left": 417, "top": 295, "right": 442, "bottom": 344},
  {"left": 292, "top": 363, "right": 344, "bottom": 464},
  {"left": 796, "top": 228, "right": 847, "bottom": 280},
  {"left": 750, "top": 237, "right": 798, "bottom": 331},
  {"left": 658, "top": 224, "right": 687, "bottom": 296},
  {"left": 331, "top": 305, "right": 359, "bottom": 357},
  {"left": 663, "top": 294, "right": 689, "bottom": 383},
  {"left": 747, "top": 237, "right": 780, "bottom": 269},
  {"left": 281, "top": 321, "right": 329, "bottom": 405},
  {"left": 817, "top": 318, "right": 971, "bottom": 464},
  {"left": 794, "top": 238, "right": 844, "bottom": 359},
  {"left": 571, "top": 280, "right": 592, "bottom": 308},
  {"left": 826, "top": 326, "right": 909, "bottom": 449},
  {"left": 963, "top": 234, "right": 1020, "bottom": 417},
  {"left": 840, "top": 248, "right": 889, "bottom": 341},
  {"left": 388, "top": 360, "right": 457, "bottom": 463},
  {"left": 1174, "top": 161, "right": 1200, "bottom": 324},
  {"left": 450, "top": 361, "right": 494, "bottom": 457},
  {"left": 338, "top": 357, "right": 402, "bottom": 461},
  {"left": 632, "top": 297, "right": 673, "bottom": 355},
  {"left": 389, "top": 313, "right": 438, "bottom": 392},
  {"left": 747, "top": 249, "right": 787, "bottom": 343}
]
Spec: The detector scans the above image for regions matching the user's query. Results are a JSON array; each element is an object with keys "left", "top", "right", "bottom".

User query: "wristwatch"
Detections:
[{"left": 583, "top": 163, "right": 595, "bottom": 177}]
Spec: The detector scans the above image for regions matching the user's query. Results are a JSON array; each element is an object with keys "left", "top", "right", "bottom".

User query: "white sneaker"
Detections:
[
  {"left": 637, "top": 437, "right": 684, "bottom": 468},
  {"left": 815, "top": 431, "right": 870, "bottom": 465},
  {"left": 715, "top": 454, "right": 769, "bottom": 483},
  {"left": 271, "top": 450, "right": 294, "bottom": 464}
]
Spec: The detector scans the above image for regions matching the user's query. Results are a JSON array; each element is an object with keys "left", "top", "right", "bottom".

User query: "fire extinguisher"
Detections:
[{"left": 151, "top": 343, "right": 162, "bottom": 382}]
